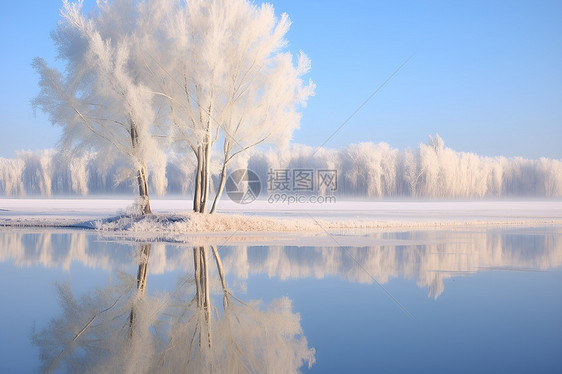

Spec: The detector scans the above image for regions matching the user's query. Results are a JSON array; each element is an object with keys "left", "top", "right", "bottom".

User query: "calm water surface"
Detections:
[{"left": 1, "top": 226, "right": 561, "bottom": 373}]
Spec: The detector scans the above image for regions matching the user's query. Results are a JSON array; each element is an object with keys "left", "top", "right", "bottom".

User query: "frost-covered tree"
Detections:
[
  {"left": 400, "top": 148, "right": 423, "bottom": 197},
  {"left": 15, "top": 150, "right": 56, "bottom": 196},
  {"left": 341, "top": 142, "right": 398, "bottom": 197},
  {"left": 207, "top": 10, "right": 315, "bottom": 213},
  {"left": 141, "top": 0, "right": 314, "bottom": 213},
  {"left": 0, "top": 158, "right": 25, "bottom": 196},
  {"left": 33, "top": 0, "right": 166, "bottom": 214},
  {"left": 33, "top": 0, "right": 313, "bottom": 212}
]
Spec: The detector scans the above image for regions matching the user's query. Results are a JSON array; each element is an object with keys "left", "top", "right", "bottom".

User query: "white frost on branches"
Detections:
[{"left": 32, "top": 0, "right": 313, "bottom": 213}]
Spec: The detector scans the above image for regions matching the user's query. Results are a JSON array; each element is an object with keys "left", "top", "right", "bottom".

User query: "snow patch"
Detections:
[{"left": 1, "top": 199, "right": 561, "bottom": 243}]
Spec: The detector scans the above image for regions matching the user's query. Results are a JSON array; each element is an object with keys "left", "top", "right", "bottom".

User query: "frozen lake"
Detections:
[{"left": 1, "top": 224, "right": 561, "bottom": 373}]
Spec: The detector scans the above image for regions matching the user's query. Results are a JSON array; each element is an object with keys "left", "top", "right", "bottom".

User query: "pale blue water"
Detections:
[{"left": 1, "top": 227, "right": 561, "bottom": 373}]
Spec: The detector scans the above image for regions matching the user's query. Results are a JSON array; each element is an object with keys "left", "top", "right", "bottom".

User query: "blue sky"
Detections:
[{"left": 1, "top": 0, "right": 561, "bottom": 159}]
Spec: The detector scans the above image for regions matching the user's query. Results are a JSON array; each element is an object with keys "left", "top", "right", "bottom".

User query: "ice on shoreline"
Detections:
[{"left": 1, "top": 199, "right": 561, "bottom": 241}]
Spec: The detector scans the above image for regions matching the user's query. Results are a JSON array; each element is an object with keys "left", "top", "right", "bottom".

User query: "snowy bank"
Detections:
[{"left": 1, "top": 199, "right": 561, "bottom": 243}]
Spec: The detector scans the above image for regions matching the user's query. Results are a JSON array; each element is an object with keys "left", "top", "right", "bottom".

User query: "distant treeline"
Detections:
[{"left": 1, "top": 136, "right": 561, "bottom": 198}]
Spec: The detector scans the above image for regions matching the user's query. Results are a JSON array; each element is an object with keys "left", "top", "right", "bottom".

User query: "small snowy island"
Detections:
[{"left": 1, "top": 198, "right": 560, "bottom": 246}]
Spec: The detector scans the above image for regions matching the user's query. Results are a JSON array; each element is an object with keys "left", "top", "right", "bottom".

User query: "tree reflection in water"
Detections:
[{"left": 32, "top": 243, "right": 315, "bottom": 374}]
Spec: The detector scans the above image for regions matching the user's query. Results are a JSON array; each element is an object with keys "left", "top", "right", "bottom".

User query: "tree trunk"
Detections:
[
  {"left": 193, "top": 142, "right": 212, "bottom": 214},
  {"left": 209, "top": 155, "right": 228, "bottom": 214},
  {"left": 130, "top": 119, "right": 151, "bottom": 215},
  {"left": 137, "top": 165, "right": 152, "bottom": 215},
  {"left": 195, "top": 101, "right": 214, "bottom": 214},
  {"left": 202, "top": 142, "right": 212, "bottom": 213},
  {"left": 193, "top": 147, "right": 202, "bottom": 213},
  {"left": 200, "top": 145, "right": 208, "bottom": 213}
]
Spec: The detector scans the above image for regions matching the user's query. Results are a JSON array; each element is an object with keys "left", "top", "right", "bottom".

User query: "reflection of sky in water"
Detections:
[{"left": 0, "top": 227, "right": 561, "bottom": 373}]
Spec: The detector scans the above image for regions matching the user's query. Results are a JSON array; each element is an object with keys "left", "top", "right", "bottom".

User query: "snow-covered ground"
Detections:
[{"left": 1, "top": 198, "right": 560, "bottom": 237}]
